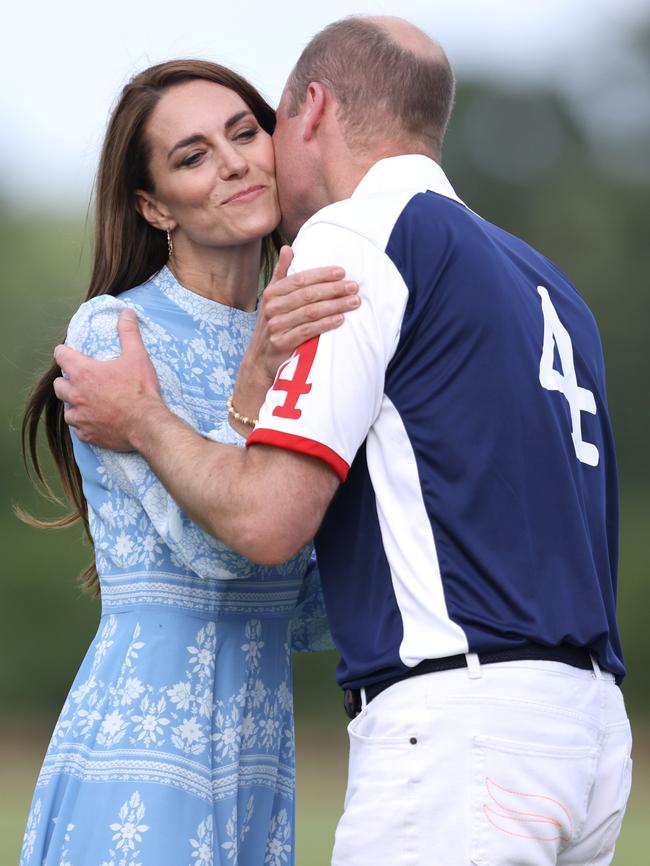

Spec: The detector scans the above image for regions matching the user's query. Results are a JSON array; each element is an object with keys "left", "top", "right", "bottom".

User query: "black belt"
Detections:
[{"left": 343, "top": 643, "right": 594, "bottom": 720}]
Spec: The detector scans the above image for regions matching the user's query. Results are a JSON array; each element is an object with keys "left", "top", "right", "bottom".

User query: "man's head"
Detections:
[{"left": 273, "top": 15, "right": 455, "bottom": 240}]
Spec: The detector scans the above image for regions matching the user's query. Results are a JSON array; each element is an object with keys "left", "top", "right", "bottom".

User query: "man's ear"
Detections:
[
  {"left": 134, "top": 190, "right": 176, "bottom": 232},
  {"left": 302, "top": 82, "right": 328, "bottom": 142}
]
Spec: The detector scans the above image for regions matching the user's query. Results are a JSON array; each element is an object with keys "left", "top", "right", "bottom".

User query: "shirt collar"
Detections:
[{"left": 351, "top": 154, "right": 464, "bottom": 206}]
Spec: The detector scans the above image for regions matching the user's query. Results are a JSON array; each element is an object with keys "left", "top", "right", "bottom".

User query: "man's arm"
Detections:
[
  {"left": 55, "top": 312, "right": 339, "bottom": 564},
  {"left": 122, "top": 395, "right": 339, "bottom": 565},
  {"left": 55, "top": 228, "right": 398, "bottom": 564},
  {"left": 54, "top": 254, "right": 352, "bottom": 563}
]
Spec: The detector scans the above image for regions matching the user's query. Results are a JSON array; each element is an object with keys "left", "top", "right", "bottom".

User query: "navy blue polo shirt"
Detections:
[{"left": 249, "top": 155, "right": 625, "bottom": 688}]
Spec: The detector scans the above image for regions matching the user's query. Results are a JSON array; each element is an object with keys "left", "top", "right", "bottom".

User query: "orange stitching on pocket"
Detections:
[{"left": 482, "top": 777, "right": 573, "bottom": 842}]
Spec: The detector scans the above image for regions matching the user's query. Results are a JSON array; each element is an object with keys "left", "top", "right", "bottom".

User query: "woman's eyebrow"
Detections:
[
  {"left": 167, "top": 111, "right": 254, "bottom": 159},
  {"left": 224, "top": 109, "right": 253, "bottom": 130},
  {"left": 168, "top": 134, "right": 207, "bottom": 159}
]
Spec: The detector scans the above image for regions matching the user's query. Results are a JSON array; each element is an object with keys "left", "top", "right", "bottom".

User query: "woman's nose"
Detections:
[{"left": 217, "top": 143, "right": 248, "bottom": 180}]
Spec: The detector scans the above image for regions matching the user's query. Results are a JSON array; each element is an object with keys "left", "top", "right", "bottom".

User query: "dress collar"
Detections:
[{"left": 152, "top": 266, "right": 258, "bottom": 324}]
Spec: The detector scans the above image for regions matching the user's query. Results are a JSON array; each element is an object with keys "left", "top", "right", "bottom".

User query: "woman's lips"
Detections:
[{"left": 223, "top": 185, "right": 266, "bottom": 205}]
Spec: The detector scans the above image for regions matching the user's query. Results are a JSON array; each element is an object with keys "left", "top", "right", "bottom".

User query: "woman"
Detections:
[{"left": 19, "top": 60, "right": 356, "bottom": 866}]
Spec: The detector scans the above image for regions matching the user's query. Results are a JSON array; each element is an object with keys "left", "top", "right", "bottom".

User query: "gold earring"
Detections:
[{"left": 166, "top": 228, "right": 173, "bottom": 259}]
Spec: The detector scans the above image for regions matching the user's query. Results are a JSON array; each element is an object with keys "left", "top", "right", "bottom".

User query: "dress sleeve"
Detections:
[
  {"left": 66, "top": 295, "right": 257, "bottom": 581},
  {"left": 289, "top": 552, "right": 335, "bottom": 653}
]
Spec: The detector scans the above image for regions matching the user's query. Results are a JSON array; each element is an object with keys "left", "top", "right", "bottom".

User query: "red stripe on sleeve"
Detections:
[{"left": 246, "top": 429, "right": 349, "bottom": 482}]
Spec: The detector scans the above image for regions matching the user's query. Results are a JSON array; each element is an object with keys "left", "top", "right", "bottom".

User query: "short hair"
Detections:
[{"left": 286, "top": 17, "right": 455, "bottom": 157}]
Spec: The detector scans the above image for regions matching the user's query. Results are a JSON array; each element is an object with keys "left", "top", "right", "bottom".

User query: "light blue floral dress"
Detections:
[{"left": 20, "top": 267, "right": 331, "bottom": 866}]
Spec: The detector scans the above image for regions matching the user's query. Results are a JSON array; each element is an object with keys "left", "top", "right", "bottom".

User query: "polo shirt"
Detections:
[{"left": 248, "top": 155, "right": 625, "bottom": 688}]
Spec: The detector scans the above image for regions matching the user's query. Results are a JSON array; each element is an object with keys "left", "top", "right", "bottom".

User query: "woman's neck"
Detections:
[{"left": 168, "top": 238, "right": 263, "bottom": 311}]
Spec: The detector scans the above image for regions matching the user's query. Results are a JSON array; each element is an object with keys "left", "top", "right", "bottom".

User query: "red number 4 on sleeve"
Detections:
[{"left": 272, "top": 337, "right": 320, "bottom": 420}]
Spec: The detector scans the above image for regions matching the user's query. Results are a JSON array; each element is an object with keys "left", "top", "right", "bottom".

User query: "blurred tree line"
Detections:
[{"left": 1, "top": 26, "right": 648, "bottom": 722}]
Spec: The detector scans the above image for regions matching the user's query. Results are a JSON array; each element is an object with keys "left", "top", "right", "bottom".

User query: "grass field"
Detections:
[{"left": 3, "top": 716, "right": 647, "bottom": 865}]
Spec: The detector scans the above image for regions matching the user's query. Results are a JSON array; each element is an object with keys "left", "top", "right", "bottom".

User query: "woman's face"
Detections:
[{"left": 140, "top": 79, "right": 280, "bottom": 250}]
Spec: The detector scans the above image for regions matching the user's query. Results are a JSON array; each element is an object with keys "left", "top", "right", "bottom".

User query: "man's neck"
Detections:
[{"left": 323, "top": 143, "right": 415, "bottom": 204}]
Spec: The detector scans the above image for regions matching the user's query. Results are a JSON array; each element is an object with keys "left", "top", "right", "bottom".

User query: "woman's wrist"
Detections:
[
  {"left": 228, "top": 356, "right": 275, "bottom": 434},
  {"left": 226, "top": 394, "right": 257, "bottom": 428}
]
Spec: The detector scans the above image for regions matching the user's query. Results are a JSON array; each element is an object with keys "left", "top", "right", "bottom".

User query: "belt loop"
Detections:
[
  {"left": 591, "top": 655, "right": 603, "bottom": 679},
  {"left": 465, "top": 652, "right": 482, "bottom": 679},
  {"left": 360, "top": 687, "right": 368, "bottom": 710}
]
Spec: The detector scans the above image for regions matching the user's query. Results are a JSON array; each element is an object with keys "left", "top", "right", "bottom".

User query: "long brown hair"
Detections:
[{"left": 21, "top": 60, "right": 280, "bottom": 595}]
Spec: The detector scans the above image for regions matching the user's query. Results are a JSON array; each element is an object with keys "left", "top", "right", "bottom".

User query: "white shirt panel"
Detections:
[
  {"left": 367, "top": 396, "right": 469, "bottom": 664},
  {"left": 251, "top": 222, "right": 409, "bottom": 477}
]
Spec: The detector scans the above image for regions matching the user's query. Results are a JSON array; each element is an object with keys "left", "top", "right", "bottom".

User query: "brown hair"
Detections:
[
  {"left": 286, "top": 17, "right": 455, "bottom": 157},
  {"left": 21, "top": 59, "right": 280, "bottom": 595}
]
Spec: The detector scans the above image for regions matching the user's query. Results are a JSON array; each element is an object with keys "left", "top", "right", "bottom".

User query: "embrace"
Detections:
[{"left": 21, "top": 14, "right": 631, "bottom": 866}]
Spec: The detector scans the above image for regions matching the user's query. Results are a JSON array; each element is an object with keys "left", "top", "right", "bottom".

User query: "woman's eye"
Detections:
[
  {"left": 235, "top": 128, "right": 259, "bottom": 142},
  {"left": 180, "top": 152, "right": 204, "bottom": 167}
]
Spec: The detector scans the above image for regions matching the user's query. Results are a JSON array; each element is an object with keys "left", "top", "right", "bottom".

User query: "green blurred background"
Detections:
[{"left": 2, "top": 23, "right": 649, "bottom": 866}]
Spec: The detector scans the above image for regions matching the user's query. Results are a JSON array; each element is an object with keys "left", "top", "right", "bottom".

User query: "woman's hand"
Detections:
[
  {"left": 228, "top": 246, "right": 359, "bottom": 434},
  {"left": 253, "top": 245, "right": 359, "bottom": 381}
]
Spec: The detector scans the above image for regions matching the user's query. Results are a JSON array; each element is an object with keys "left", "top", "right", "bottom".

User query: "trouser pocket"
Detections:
[{"left": 470, "top": 734, "right": 597, "bottom": 866}]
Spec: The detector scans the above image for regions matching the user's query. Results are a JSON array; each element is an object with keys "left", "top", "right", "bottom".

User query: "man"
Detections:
[{"left": 55, "top": 16, "right": 631, "bottom": 866}]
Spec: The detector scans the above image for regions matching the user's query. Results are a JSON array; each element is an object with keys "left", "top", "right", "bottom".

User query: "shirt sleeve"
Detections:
[
  {"left": 65, "top": 295, "right": 257, "bottom": 581},
  {"left": 247, "top": 221, "right": 408, "bottom": 480}
]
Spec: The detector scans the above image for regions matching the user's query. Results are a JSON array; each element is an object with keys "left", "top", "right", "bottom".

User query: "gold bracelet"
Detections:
[{"left": 226, "top": 394, "right": 258, "bottom": 427}]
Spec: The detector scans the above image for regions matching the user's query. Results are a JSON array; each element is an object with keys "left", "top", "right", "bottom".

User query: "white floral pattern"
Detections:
[
  {"left": 220, "top": 797, "right": 255, "bottom": 862},
  {"left": 110, "top": 792, "right": 149, "bottom": 854},
  {"left": 265, "top": 809, "right": 292, "bottom": 866},
  {"left": 189, "top": 814, "right": 213, "bottom": 866},
  {"left": 19, "top": 797, "right": 41, "bottom": 865},
  {"left": 20, "top": 269, "right": 331, "bottom": 866}
]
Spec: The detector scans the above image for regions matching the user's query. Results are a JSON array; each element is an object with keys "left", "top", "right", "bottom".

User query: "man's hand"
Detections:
[
  {"left": 53, "top": 256, "right": 357, "bottom": 448},
  {"left": 53, "top": 309, "right": 163, "bottom": 451}
]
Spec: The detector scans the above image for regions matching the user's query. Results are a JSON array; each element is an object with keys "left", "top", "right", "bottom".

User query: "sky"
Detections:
[{"left": 2, "top": 0, "right": 648, "bottom": 206}]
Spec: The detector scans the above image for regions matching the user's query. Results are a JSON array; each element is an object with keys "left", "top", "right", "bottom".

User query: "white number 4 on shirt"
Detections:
[{"left": 537, "top": 285, "right": 599, "bottom": 467}]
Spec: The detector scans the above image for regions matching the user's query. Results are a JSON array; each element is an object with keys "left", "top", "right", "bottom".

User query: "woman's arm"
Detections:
[{"left": 224, "top": 246, "right": 360, "bottom": 436}]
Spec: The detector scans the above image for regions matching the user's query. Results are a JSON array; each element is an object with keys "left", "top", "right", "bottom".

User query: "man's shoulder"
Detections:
[
  {"left": 298, "top": 184, "right": 475, "bottom": 259},
  {"left": 296, "top": 188, "right": 424, "bottom": 255}
]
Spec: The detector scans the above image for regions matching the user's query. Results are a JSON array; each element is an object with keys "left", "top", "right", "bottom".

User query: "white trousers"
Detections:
[{"left": 331, "top": 658, "right": 632, "bottom": 866}]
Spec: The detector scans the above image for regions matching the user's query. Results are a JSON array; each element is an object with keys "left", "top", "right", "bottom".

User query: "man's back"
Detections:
[{"left": 252, "top": 156, "right": 624, "bottom": 688}]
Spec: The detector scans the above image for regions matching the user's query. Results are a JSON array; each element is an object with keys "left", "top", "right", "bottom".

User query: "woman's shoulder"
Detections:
[
  {"left": 65, "top": 274, "right": 160, "bottom": 355},
  {"left": 66, "top": 294, "right": 135, "bottom": 354}
]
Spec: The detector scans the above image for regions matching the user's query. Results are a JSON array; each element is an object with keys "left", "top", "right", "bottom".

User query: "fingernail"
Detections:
[
  {"left": 332, "top": 268, "right": 345, "bottom": 279},
  {"left": 345, "top": 281, "right": 358, "bottom": 293},
  {"left": 347, "top": 295, "right": 360, "bottom": 307}
]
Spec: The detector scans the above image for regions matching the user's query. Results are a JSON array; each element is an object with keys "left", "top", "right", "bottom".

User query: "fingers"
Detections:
[
  {"left": 117, "top": 309, "right": 146, "bottom": 355},
  {"left": 53, "top": 377, "right": 83, "bottom": 432},
  {"left": 63, "top": 406, "right": 78, "bottom": 430},
  {"left": 54, "top": 312, "right": 141, "bottom": 377},
  {"left": 269, "top": 245, "right": 294, "bottom": 285},
  {"left": 264, "top": 294, "right": 360, "bottom": 355},
  {"left": 270, "top": 314, "right": 348, "bottom": 352},
  {"left": 269, "top": 293, "right": 359, "bottom": 333},
  {"left": 53, "top": 376, "right": 73, "bottom": 403},
  {"left": 53, "top": 377, "right": 81, "bottom": 431},
  {"left": 53, "top": 343, "right": 84, "bottom": 376},
  {"left": 265, "top": 263, "right": 348, "bottom": 299},
  {"left": 263, "top": 280, "right": 358, "bottom": 322}
]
